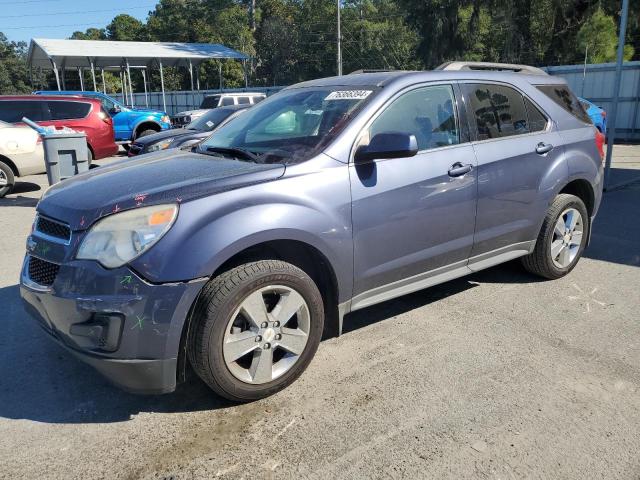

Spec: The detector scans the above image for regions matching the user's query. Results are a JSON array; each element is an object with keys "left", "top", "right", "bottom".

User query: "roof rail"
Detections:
[
  {"left": 436, "top": 61, "right": 548, "bottom": 76},
  {"left": 348, "top": 69, "right": 395, "bottom": 75}
]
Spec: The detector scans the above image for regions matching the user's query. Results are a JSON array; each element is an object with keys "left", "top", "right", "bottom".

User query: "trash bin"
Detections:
[
  {"left": 21, "top": 116, "right": 89, "bottom": 185},
  {"left": 42, "top": 133, "right": 89, "bottom": 185}
]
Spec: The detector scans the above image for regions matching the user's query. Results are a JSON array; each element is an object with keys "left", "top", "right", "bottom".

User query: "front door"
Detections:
[{"left": 350, "top": 84, "right": 478, "bottom": 309}]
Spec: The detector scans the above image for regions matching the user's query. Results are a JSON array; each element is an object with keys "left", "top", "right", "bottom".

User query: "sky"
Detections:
[{"left": 1, "top": 0, "right": 152, "bottom": 44}]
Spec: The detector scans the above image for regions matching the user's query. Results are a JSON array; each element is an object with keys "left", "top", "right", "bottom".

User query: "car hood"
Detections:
[
  {"left": 38, "top": 151, "right": 285, "bottom": 231},
  {"left": 174, "top": 109, "right": 207, "bottom": 117},
  {"left": 133, "top": 128, "right": 202, "bottom": 146}
]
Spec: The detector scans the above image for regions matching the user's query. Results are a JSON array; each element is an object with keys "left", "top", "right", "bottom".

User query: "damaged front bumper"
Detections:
[{"left": 20, "top": 254, "right": 206, "bottom": 394}]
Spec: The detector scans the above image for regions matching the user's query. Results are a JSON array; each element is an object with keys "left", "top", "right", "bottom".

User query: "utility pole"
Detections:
[
  {"left": 337, "top": 0, "right": 342, "bottom": 76},
  {"left": 603, "top": 0, "right": 630, "bottom": 190}
]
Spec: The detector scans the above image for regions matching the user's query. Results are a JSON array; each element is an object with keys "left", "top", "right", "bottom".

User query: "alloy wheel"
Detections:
[
  {"left": 550, "top": 207, "right": 584, "bottom": 268},
  {"left": 0, "top": 170, "right": 7, "bottom": 186},
  {"left": 222, "top": 285, "right": 310, "bottom": 384}
]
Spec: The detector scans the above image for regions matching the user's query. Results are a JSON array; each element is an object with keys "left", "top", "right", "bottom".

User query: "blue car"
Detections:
[
  {"left": 579, "top": 97, "right": 607, "bottom": 136},
  {"left": 35, "top": 91, "right": 171, "bottom": 144}
]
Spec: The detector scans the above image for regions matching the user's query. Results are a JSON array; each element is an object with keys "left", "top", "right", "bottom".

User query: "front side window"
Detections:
[
  {"left": 220, "top": 97, "right": 235, "bottom": 106},
  {"left": 90, "top": 95, "right": 116, "bottom": 113},
  {"left": 368, "top": 84, "right": 460, "bottom": 151},
  {"left": 464, "top": 84, "right": 529, "bottom": 140},
  {"left": 200, "top": 86, "right": 378, "bottom": 164},
  {"left": 47, "top": 101, "right": 91, "bottom": 120}
]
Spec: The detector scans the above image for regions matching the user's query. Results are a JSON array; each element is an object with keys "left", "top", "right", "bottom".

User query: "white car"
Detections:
[
  {"left": 171, "top": 92, "right": 266, "bottom": 127},
  {"left": 0, "top": 120, "right": 45, "bottom": 197}
]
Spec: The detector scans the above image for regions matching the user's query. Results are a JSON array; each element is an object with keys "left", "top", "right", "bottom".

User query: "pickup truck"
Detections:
[{"left": 35, "top": 91, "right": 171, "bottom": 144}]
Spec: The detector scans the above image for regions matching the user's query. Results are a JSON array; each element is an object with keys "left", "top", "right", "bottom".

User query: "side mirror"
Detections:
[
  {"left": 354, "top": 132, "right": 418, "bottom": 164},
  {"left": 110, "top": 105, "right": 122, "bottom": 114}
]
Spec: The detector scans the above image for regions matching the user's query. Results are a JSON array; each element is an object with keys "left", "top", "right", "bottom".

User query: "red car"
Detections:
[{"left": 0, "top": 95, "right": 118, "bottom": 160}]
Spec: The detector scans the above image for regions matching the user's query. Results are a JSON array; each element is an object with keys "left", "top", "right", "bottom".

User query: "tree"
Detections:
[
  {"left": 106, "top": 14, "right": 147, "bottom": 41},
  {"left": 0, "top": 33, "right": 30, "bottom": 94},
  {"left": 70, "top": 28, "right": 107, "bottom": 40},
  {"left": 577, "top": 8, "right": 634, "bottom": 64}
]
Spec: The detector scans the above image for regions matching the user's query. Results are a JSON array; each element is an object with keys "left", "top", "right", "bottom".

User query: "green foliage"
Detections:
[
  {"left": 1, "top": 0, "right": 640, "bottom": 93},
  {"left": 577, "top": 8, "right": 634, "bottom": 63}
]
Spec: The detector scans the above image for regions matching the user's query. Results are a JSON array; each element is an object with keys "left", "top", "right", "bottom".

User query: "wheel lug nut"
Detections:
[
  {"left": 261, "top": 322, "right": 268, "bottom": 328},
  {"left": 275, "top": 334, "right": 281, "bottom": 340},
  {"left": 255, "top": 335, "right": 262, "bottom": 342},
  {"left": 264, "top": 343, "right": 271, "bottom": 349},
  {"left": 274, "top": 321, "right": 280, "bottom": 327}
]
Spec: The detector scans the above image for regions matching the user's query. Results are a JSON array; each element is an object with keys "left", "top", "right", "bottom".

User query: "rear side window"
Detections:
[
  {"left": 536, "top": 85, "right": 592, "bottom": 124},
  {"left": 200, "top": 95, "right": 220, "bottom": 108},
  {"left": 237, "top": 97, "right": 251, "bottom": 105},
  {"left": 220, "top": 97, "right": 235, "bottom": 106},
  {"left": 0, "top": 100, "right": 48, "bottom": 123},
  {"left": 524, "top": 97, "right": 548, "bottom": 132},
  {"left": 252, "top": 96, "right": 265, "bottom": 104},
  {"left": 463, "top": 84, "right": 529, "bottom": 140},
  {"left": 48, "top": 101, "right": 91, "bottom": 120}
]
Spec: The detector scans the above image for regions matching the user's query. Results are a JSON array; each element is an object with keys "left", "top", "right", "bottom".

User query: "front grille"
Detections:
[
  {"left": 28, "top": 256, "right": 60, "bottom": 286},
  {"left": 36, "top": 216, "right": 71, "bottom": 243}
]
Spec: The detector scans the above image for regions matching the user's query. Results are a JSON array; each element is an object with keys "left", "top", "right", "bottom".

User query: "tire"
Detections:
[
  {"left": 188, "top": 260, "right": 324, "bottom": 402},
  {"left": 521, "top": 193, "right": 589, "bottom": 279},
  {"left": 0, "top": 161, "right": 15, "bottom": 198},
  {"left": 136, "top": 129, "right": 157, "bottom": 139}
]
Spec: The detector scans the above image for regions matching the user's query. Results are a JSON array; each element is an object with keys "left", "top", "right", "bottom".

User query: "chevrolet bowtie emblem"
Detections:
[{"left": 26, "top": 237, "right": 37, "bottom": 252}]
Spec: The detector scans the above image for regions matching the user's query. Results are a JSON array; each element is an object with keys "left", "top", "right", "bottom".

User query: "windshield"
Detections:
[
  {"left": 188, "top": 108, "right": 237, "bottom": 131},
  {"left": 199, "top": 86, "right": 378, "bottom": 164}
]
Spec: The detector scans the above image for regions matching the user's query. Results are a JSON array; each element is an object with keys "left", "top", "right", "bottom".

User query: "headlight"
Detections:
[
  {"left": 146, "top": 138, "right": 174, "bottom": 152},
  {"left": 161, "top": 115, "right": 171, "bottom": 123},
  {"left": 77, "top": 204, "right": 178, "bottom": 268}
]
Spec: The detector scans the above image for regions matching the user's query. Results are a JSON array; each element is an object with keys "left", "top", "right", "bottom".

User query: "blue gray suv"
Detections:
[{"left": 21, "top": 65, "right": 604, "bottom": 401}]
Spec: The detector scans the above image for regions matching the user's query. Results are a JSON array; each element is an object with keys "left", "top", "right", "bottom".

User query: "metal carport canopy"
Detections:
[{"left": 27, "top": 38, "right": 248, "bottom": 69}]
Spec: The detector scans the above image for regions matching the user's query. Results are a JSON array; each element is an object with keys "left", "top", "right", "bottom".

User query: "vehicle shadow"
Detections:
[
  {"left": 0, "top": 195, "right": 39, "bottom": 207},
  {"left": 0, "top": 284, "right": 235, "bottom": 424}
]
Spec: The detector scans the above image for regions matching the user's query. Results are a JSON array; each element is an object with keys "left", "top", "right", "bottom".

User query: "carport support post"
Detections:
[
  {"left": 126, "top": 59, "right": 134, "bottom": 107},
  {"left": 120, "top": 70, "right": 126, "bottom": 104},
  {"left": 604, "top": 0, "right": 630, "bottom": 190},
  {"left": 159, "top": 60, "right": 167, "bottom": 113},
  {"left": 101, "top": 68, "right": 106, "bottom": 94},
  {"left": 142, "top": 69, "right": 149, "bottom": 107},
  {"left": 51, "top": 60, "right": 61, "bottom": 91},
  {"left": 218, "top": 62, "right": 223, "bottom": 90},
  {"left": 77, "top": 67, "right": 84, "bottom": 91},
  {"left": 90, "top": 60, "right": 97, "bottom": 91}
]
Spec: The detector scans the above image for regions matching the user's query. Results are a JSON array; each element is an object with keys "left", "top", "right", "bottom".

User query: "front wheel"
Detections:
[
  {"left": 188, "top": 260, "right": 325, "bottom": 402},
  {"left": 521, "top": 193, "right": 589, "bottom": 279}
]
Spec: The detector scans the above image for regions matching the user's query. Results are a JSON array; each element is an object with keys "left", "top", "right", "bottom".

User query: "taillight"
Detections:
[
  {"left": 98, "top": 108, "right": 112, "bottom": 124},
  {"left": 594, "top": 128, "right": 605, "bottom": 162}
]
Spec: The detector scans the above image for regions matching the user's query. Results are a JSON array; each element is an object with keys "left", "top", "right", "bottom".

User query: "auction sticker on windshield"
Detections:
[{"left": 325, "top": 90, "right": 372, "bottom": 100}]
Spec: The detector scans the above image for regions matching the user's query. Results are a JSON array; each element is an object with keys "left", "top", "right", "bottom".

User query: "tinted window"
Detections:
[
  {"left": 237, "top": 97, "right": 251, "bottom": 105},
  {"left": 536, "top": 85, "right": 592, "bottom": 124},
  {"left": 369, "top": 84, "right": 460, "bottom": 151},
  {"left": 0, "top": 100, "right": 48, "bottom": 123},
  {"left": 464, "top": 84, "right": 529, "bottom": 140},
  {"left": 89, "top": 95, "right": 116, "bottom": 113},
  {"left": 188, "top": 108, "right": 235, "bottom": 131},
  {"left": 252, "top": 96, "right": 265, "bottom": 104},
  {"left": 220, "top": 97, "right": 235, "bottom": 106},
  {"left": 48, "top": 101, "right": 91, "bottom": 120},
  {"left": 524, "top": 97, "right": 548, "bottom": 132},
  {"left": 200, "top": 96, "right": 220, "bottom": 109}
]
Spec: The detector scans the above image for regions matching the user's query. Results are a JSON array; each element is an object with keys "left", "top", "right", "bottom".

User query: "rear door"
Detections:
[
  {"left": 461, "top": 82, "right": 565, "bottom": 262},
  {"left": 349, "top": 83, "right": 478, "bottom": 308}
]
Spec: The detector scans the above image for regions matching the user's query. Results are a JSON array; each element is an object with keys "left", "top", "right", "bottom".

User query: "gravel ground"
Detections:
[{"left": 0, "top": 150, "right": 639, "bottom": 479}]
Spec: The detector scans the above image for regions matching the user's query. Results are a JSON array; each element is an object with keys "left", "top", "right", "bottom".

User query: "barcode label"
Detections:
[{"left": 325, "top": 90, "right": 372, "bottom": 101}]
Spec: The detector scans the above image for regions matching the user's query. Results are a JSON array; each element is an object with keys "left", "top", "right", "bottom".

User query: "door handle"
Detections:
[
  {"left": 535, "top": 142, "right": 554, "bottom": 155},
  {"left": 448, "top": 162, "right": 472, "bottom": 177}
]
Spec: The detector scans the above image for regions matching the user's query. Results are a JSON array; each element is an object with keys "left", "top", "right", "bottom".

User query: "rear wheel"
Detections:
[
  {"left": 188, "top": 260, "right": 324, "bottom": 402},
  {"left": 521, "top": 193, "right": 589, "bottom": 279},
  {"left": 0, "top": 161, "right": 15, "bottom": 198}
]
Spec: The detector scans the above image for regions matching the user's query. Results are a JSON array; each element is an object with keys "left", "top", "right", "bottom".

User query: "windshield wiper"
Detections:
[{"left": 204, "top": 146, "right": 260, "bottom": 162}]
